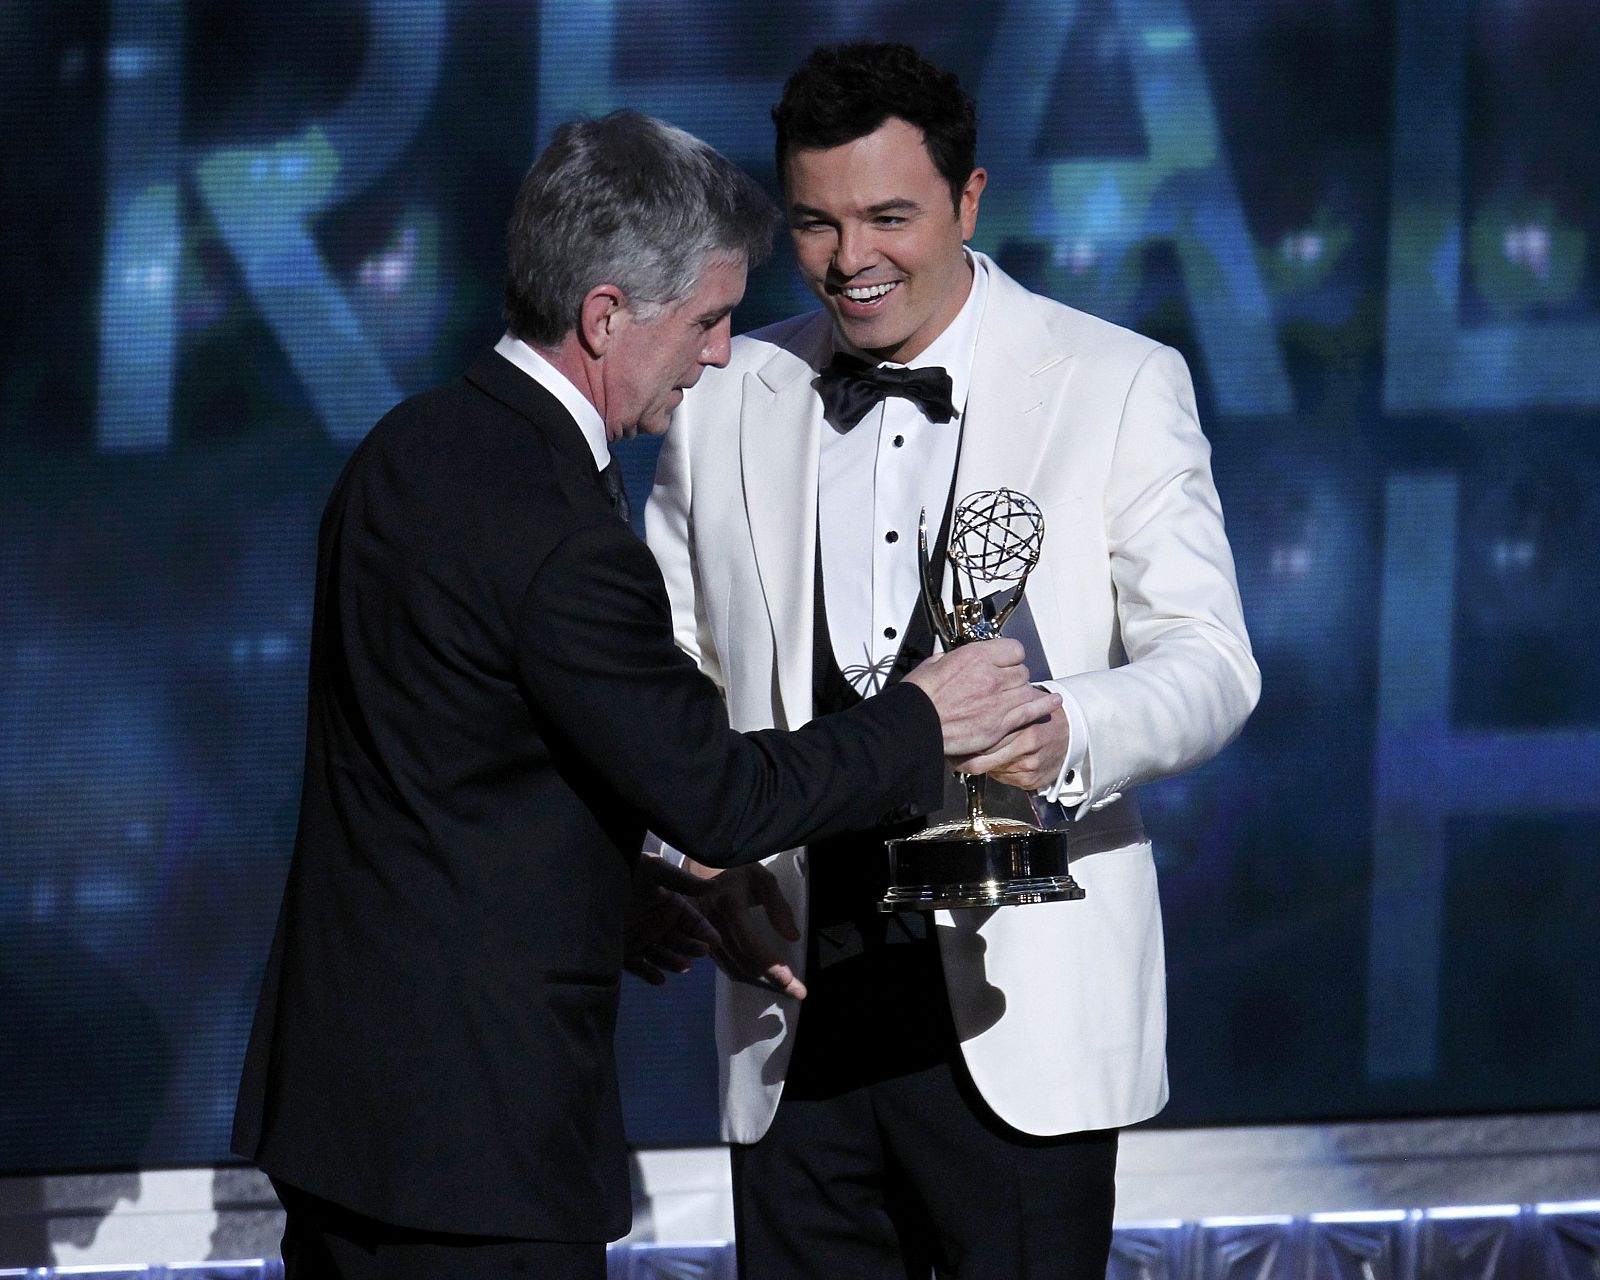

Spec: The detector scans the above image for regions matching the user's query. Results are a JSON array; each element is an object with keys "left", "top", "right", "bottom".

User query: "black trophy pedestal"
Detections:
[{"left": 880, "top": 820, "right": 1087, "bottom": 912}]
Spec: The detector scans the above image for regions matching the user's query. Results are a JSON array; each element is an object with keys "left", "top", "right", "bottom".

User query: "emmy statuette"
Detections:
[{"left": 881, "top": 488, "right": 1087, "bottom": 912}]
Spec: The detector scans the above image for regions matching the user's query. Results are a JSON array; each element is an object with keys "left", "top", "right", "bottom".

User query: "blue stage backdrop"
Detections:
[{"left": 1, "top": 0, "right": 1597, "bottom": 1173}]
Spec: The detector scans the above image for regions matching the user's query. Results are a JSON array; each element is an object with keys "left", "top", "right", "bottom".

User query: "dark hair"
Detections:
[
  {"left": 771, "top": 42, "right": 978, "bottom": 211},
  {"left": 504, "top": 110, "right": 778, "bottom": 346}
]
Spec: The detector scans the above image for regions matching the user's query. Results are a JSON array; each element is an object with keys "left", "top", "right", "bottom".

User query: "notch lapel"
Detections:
[
  {"left": 739, "top": 329, "right": 831, "bottom": 729},
  {"left": 946, "top": 259, "right": 1077, "bottom": 662}
]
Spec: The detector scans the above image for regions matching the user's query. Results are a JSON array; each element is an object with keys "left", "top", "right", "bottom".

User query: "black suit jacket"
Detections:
[{"left": 231, "top": 350, "right": 945, "bottom": 1241}]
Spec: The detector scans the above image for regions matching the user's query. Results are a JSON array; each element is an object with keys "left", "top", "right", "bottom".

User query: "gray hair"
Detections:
[{"left": 503, "top": 111, "right": 779, "bottom": 346}]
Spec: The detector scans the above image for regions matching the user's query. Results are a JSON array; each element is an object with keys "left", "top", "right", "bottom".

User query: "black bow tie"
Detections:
[{"left": 815, "top": 353, "right": 957, "bottom": 430}]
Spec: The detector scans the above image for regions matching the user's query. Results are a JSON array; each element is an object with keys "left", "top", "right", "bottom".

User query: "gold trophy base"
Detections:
[{"left": 880, "top": 819, "right": 1086, "bottom": 912}]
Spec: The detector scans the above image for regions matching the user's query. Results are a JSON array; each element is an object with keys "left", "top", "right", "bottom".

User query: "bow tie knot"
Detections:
[{"left": 815, "top": 353, "right": 957, "bottom": 430}]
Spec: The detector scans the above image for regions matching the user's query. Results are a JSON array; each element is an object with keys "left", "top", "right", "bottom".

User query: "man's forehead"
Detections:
[
  {"left": 785, "top": 114, "right": 928, "bottom": 160},
  {"left": 782, "top": 120, "right": 943, "bottom": 198}
]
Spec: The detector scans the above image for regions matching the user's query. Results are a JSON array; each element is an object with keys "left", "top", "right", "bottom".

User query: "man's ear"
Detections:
[
  {"left": 958, "top": 168, "right": 988, "bottom": 241},
  {"left": 577, "top": 284, "right": 628, "bottom": 357}
]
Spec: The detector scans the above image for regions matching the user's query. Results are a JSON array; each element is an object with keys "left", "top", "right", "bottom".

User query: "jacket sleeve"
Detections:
[
  {"left": 512, "top": 520, "right": 945, "bottom": 867},
  {"left": 1057, "top": 344, "right": 1261, "bottom": 814}
]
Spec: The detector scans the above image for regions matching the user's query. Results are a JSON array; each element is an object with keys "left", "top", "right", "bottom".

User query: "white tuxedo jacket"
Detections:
[{"left": 646, "top": 254, "right": 1259, "bottom": 1142}]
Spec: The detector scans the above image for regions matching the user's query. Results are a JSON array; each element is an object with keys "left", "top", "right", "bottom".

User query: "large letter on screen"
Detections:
[
  {"left": 978, "top": 0, "right": 1292, "bottom": 419},
  {"left": 97, "top": 0, "right": 445, "bottom": 452}
]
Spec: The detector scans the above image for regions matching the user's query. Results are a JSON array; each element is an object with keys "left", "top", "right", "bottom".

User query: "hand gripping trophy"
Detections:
[{"left": 881, "top": 488, "right": 1087, "bottom": 911}]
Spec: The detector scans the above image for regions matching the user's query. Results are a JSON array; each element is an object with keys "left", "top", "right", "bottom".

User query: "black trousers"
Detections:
[
  {"left": 272, "top": 1179, "right": 606, "bottom": 1280},
  {"left": 730, "top": 1058, "right": 1118, "bottom": 1280}
]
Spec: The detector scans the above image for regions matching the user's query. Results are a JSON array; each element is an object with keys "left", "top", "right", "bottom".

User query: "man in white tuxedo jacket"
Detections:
[{"left": 647, "top": 42, "right": 1259, "bottom": 1280}]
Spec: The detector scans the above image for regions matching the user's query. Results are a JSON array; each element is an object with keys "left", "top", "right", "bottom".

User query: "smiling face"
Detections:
[
  {"left": 784, "top": 117, "right": 985, "bottom": 364},
  {"left": 600, "top": 255, "right": 746, "bottom": 439}
]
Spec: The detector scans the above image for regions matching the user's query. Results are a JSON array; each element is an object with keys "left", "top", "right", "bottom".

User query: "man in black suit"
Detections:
[{"left": 231, "top": 111, "right": 1056, "bottom": 1280}]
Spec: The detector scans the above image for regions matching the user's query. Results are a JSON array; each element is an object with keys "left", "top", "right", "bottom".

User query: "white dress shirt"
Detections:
[
  {"left": 816, "top": 255, "right": 1087, "bottom": 803},
  {"left": 493, "top": 333, "right": 610, "bottom": 472}
]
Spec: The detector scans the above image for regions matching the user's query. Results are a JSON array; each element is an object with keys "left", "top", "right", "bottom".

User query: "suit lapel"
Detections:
[
  {"left": 952, "top": 261, "right": 1070, "bottom": 503},
  {"left": 947, "top": 259, "right": 1077, "bottom": 665},
  {"left": 740, "top": 318, "right": 833, "bottom": 728}
]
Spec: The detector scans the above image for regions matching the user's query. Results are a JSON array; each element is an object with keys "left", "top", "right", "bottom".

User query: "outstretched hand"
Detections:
[
  {"left": 690, "top": 861, "right": 807, "bottom": 1000},
  {"left": 623, "top": 856, "right": 722, "bottom": 986}
]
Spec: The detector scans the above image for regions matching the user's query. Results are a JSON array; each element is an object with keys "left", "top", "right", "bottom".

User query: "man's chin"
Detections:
[
  {"left": 841, "top": 329, "right": 913, "bottom": 364},
  {"left": 830, "top": 309, "right": 903, "bottom": 354}
]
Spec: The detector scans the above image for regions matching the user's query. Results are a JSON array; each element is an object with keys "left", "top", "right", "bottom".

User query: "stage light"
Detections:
[
  {"left": 1269, "top": 542, "right": 1311, "bottom": 578},
  {"left": 1309, "top": 1209, "right": 1410, "bottom": 1223},
  {"left": 1537, "top": 1200, "right": 1600, "bottom": 1215},
  {"left": 1491, "top": 536, "right": 1537, "bottom": 574},
  {"left": 1278, "top": 232, "right": 1325, "bottom": 265},
  {"left": 1502, "top": 224, "right": 1552, "bottom": 280},
  {"left": 256, "top": 634, "right": 290, "bottom": 663},
  {"left": 1425, "top": 1204, "right": 1521, "bottom": 1219},
  {"left": 1052, "top": 238, "right": 1099, "bottom": 275},
  {"left": 359, "top": 228, "right": 419, "bottom": 295}
]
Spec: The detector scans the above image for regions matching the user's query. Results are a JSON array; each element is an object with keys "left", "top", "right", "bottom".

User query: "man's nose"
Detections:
[
  {"left": 833, "top": 224, "right": 876, "bottom": 277},
  {"left": 702, "top": 316, "right": 732, "bottom": 368}
]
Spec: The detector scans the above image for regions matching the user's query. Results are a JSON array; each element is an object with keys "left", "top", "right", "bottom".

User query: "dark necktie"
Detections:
[
  {"left": 815, "top": 353, "right": 957, "bottom": 430},
  {"left": 598, "top": 461, "right": 630, "bottom": 523}
]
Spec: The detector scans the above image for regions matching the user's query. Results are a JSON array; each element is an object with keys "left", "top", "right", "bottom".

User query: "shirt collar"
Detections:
[
  {"left": 832, "top": 248, "right": 989, "bottom": 419},
  {"left": 493, "top": 333, "right": 611, "bottom": 472}
]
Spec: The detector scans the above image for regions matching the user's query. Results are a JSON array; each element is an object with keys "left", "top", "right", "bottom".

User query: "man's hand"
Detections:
[
  {"left": 623, "top": 857, "right": 722, "bottom": 986},
  {"left": 956, "top": 698, "right": 1071, "bottom": 790},
  {"left": 686, "top": 861, "right": 807, "bottom": 1000},
  {"left": 904, "top": 638, "right": 1061, "bottom": 762}
]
